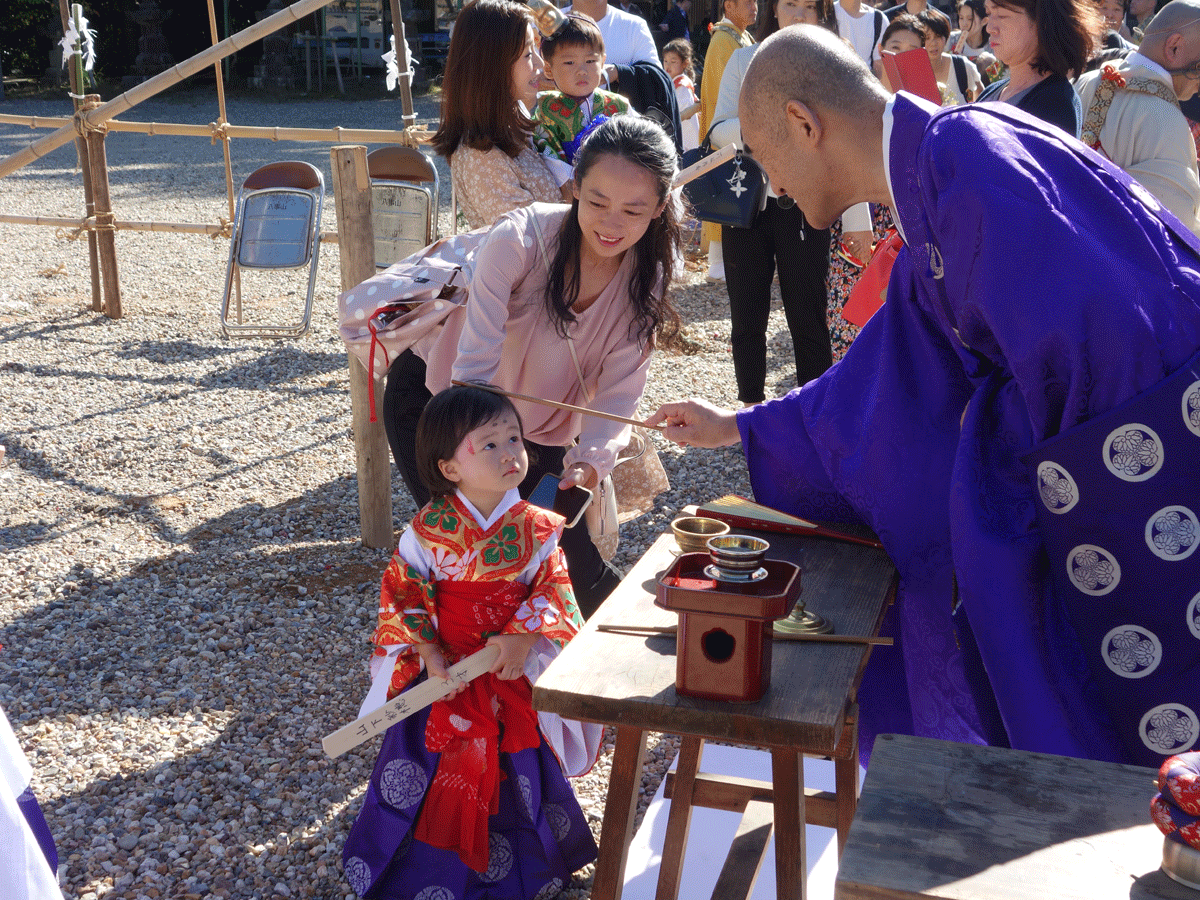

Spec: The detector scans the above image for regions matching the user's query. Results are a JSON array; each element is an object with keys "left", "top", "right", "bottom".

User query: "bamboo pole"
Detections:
[
  {"left": 59, "top": 0, "right": 102, "bottom": 312},
  {"left": 0, "top": 213, "right": 342, "bottom": 242},
  {"left": 387, "top": 0, "right": 417, "bottom": 128},
  {"left": 81, "top": 95, "right": 121, "bottom": 319},
  {"left": 331, "top": 145, "right": 393, "bottom": 550},
  {"left": 0, "top": 115, "right": 430, "bottom": 145},
  {"left": 0, "top": 0, "right": 338, "bottom": 181}
]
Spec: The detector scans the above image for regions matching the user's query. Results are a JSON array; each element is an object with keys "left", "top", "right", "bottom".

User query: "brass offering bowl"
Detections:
[
  {"left": 706, "top": 534, "right": 770, "bottom": 580},
  {"left": 671, "top": 516, "right": 730, "bottom": 554}
]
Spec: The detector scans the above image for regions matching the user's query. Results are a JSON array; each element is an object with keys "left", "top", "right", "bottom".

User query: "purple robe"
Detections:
[{"left": 738, "top": 93, "right": 1200, "bottom": 766}]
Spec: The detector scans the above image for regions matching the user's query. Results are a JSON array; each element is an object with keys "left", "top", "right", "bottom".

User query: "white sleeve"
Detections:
[
  {"left": 841, "top": 202, "right": 872, "bottom": 233},
  {"left": 710, "top": 51, "right": 747, "bottom": 149},
  {"left": 628, "top": 16, "right": 661, "bottom": 64}
]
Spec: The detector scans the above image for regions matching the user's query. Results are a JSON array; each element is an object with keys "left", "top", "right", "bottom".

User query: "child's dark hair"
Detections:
[
  {"left": 882, "top": 13, "right": 928, "bottom": 47},
  {"left": 663, "top": 38, "right": 696, "bottom": 81},
  {"left": 544, "top": 115, "right": 682, "bottom": 346},
  {"left": 416, "top": 384, "right": 524, "bottom": 497},
  {"left": 540, "top": 12, "right": 606, "bottom": 60}
]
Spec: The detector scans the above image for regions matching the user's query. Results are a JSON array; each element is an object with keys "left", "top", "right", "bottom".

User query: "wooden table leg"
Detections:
[
  {"left": 590, "top": 725, "right": 648, "bottom": 900},
  {"left": 655, "top": 735, "right": 703, "bottom": 900},
  {"left": 833, "top": 717, "right": 859, "bottom": 856},
  {"left": 771, "top": 748, "right": 807, "bottom": 900}
]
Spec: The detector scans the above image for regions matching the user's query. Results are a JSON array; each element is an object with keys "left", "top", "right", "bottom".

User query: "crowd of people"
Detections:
[{"left": 338, "top": 0, "right": 1200, "bottom": 894}]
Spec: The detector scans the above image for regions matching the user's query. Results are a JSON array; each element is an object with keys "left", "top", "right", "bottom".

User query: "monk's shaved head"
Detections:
[
  {"left": 1143, "top": 0, "right": 1200, "bottom": 39},
  {"left": 739, "top": 25, "right": 888, "bottom": 150}
]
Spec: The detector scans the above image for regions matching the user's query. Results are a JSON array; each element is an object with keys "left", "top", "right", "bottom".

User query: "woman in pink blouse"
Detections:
[
  {"left": 385, "top": 116, "right": 682, "bottom": 615},
  {"left": 431, "top": 0, "right": 568, "bottom": 231}
]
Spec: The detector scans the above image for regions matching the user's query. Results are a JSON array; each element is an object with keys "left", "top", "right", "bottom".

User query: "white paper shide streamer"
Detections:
[
  {"left": 382, "top": 34, "right": 414, "bottom": 91},
  {"left": 59, "top": 13, "right": 98, "bottom": 72}
]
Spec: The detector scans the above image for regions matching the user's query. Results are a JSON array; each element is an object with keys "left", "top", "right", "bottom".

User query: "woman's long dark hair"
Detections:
[
  {"left": 756, "top": 0, "right": 839, "bottom": 41},
  {"left": 543, "top": 116, "right": 682, "bottom": 346},
  {"left": 430, "top": 0, "right": 535, "bottom": 159}
]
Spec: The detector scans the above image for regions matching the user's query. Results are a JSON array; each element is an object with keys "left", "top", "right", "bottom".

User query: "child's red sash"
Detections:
[{"left": 414, "top": 579, "right": 541, "bottom": 872}]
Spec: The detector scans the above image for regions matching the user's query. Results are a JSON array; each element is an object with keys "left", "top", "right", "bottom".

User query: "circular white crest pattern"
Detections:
[
  {"left": 1103, "top": 424, "right": 1163, "bottom": 481},
  {"left": 1036, "top": 461, "right": 1079, "bottom": 514},
  {"left": 448, "top": 713, "right": 472, "bottom": 732},
  {"left": 533, "top": 878, "right": 565, "bottom": 900},
  {"left": 379, "top": 759, "right": 427, "bottom": 810},
  {"left": 483, "top": 833, "right": 514, "bottom": 883},
  {"left": 414, "top": 887, "right": 456, "bottom": 900},
  {"left": 1066, "top": 544, "right": 1121, "bottom": 596},
  {"left": 1184, "top": 380, "right": 1200, "bottom": 437},
  {"left": 518, "top": 774, "right": 535, "bottom": 821},
  {"left": 1145, "top": 505, "right": 1199, "bottom": 561},
  {"left": 1102, "top": 625, "right": 1161, "bottom": 678},
  {"left": 1140, "top": 703, "right": 1200, "bottom": 755},
  {"left": 344, "top": 856, "right": 372, "bottom": 895},
  {"left": 544, "top": 802, "right": 571, "bottom": 841},
  {"left": 1189, "top": 591, "right": 1200, "bottom": 640}
]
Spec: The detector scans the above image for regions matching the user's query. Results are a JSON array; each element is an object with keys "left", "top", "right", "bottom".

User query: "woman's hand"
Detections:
[
  {"left": 415, "top": 642, "right": 467, "bottom": 698},
  {"left": 842, "top": 230, "right": 873, "bottom": 264},
  {"left": 646, "top": 399, "right": 742, "bottom": 448},
  {"left": 486, "top": 632, "right": 539, "bottom": 680},
  {"left": 560, "top": 462, "right": 598, "bottom": 490}
]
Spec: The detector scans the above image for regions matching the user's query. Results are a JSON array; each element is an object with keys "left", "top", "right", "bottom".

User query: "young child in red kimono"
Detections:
[{"left": 342, "top": 384, "right": 600, "bottom": 900}]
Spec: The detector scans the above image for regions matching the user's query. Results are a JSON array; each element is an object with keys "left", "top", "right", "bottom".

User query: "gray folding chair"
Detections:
[
  {"left": 220, "top": 161, "right": 324, "bottom": 339},
  {"left": 366, "top": 146, "right": 439, "bottom": 268}
]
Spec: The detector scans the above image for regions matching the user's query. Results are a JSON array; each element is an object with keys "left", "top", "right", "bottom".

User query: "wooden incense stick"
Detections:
[
  {"left": 595, "top": 622, "right": 892, "bottom": 645},
  {"left": 451, "top": 380, "right": 664, "bottom": 431}
]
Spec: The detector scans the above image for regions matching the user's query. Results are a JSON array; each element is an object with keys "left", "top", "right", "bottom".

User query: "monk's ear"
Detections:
[
  {"left": 784, "top": 98, "right": 823, "bottom": 147},
  {"left": 1164, "top": 31, "right": 1186, "bottom": 66}
]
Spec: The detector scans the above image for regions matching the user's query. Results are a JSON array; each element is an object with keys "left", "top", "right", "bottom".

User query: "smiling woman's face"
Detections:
[
  {"left": 509, "top": 26, "right": 544, "bottom": 109},
  {"left": 573, "top": 153, "right": 664, "bottom": 262}
]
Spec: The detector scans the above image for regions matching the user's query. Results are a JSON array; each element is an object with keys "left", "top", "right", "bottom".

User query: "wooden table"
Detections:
[
  {"left": 835, "top": 734, "right": 1194, "bottom": 900},
  {"left": 534, "top": 530, "right": 897, "bottom": 900}
]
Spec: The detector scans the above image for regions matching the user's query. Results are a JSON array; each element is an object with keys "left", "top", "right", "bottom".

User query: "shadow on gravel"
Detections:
[{"left": 0, "top": 514, "right": 391, "bottom": 897}]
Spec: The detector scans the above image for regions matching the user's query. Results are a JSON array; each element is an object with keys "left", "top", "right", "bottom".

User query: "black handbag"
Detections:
[{"left": 680, "top": 123, "right": 768, "bottom": 228}]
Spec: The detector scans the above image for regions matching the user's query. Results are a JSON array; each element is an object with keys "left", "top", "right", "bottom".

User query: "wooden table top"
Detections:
[
  {"left": 533, "top": 529, "right": 896, "bottom": 754},
  {"left": 835, "top": 734, "right": 1194, "bottom": 900}
]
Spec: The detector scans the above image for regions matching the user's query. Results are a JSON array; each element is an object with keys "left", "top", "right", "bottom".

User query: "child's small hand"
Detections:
[
  {"left": 415, "top": 643, "right": 467, "bottom": 698},
  {"left": 486, "top": 632, "right": 539, "bottom": 681}
]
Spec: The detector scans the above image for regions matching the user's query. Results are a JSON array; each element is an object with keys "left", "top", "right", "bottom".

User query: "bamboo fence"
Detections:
[{"left": 0, "top": 0, "right": 427, "bottom": 319}]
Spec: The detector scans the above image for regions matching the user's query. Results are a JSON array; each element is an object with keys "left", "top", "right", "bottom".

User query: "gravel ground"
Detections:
[{"left": 1, "top": 85, "right": 823, "bottom": 900}]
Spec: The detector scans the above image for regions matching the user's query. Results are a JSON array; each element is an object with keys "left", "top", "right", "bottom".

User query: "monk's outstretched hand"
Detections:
[{"left": 645, "top": 398, "right": 741, "bottom": 448}]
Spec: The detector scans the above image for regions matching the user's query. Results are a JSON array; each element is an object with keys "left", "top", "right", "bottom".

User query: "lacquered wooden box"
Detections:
[{"left": 654, "top": 553, "right": 802, "bottom": 701}]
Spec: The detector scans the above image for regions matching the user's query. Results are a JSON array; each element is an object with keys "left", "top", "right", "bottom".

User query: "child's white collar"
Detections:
[{"left": 455, "top": 488, "right": 522, "bottom": 530}]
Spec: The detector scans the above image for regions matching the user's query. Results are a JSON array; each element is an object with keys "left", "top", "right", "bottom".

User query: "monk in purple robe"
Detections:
[{"left": 649, "top": 25, "right": 1200, "bottom": 767}]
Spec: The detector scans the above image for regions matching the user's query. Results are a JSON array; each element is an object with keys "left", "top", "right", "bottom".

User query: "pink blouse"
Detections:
[{"left": 422, "top": 204, "right": 659, "bottom": 480}]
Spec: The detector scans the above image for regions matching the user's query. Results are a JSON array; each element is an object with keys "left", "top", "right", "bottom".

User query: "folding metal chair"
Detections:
[
  {"left": 366, "top": 147, "right": 439, "bottom": 269},
  {"left": 220, "top": 161, "right": 324, "bottom": 339}
]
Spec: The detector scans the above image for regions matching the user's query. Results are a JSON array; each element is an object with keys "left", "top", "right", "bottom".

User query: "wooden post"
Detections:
[
  {"left": 331, "top": 145, "right": 393, "bottom": 549},
  {"left": 58, "top": 0, "right": 102, "bottom": 312},
  {"left": 81, "top": 94, "right": 122, "bottom": 319}
]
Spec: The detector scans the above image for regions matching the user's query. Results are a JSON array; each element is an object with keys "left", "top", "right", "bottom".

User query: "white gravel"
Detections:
[{"left": 1, "top": 86, "right": 811, "bottom": 900}]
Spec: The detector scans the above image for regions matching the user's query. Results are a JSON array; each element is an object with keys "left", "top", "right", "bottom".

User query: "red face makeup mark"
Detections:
[{"left": 466, "top": 438, "right": 476, "bottom": 455}]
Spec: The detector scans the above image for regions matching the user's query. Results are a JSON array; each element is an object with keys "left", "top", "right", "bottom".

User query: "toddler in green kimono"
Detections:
[{"left": 534, "top": 13, "right": 632, "bottom": 164}]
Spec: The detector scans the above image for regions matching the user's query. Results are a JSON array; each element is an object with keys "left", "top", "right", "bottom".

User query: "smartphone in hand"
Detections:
[{"left": 528, "top": 472, "right": 593, "bottom": 529}]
